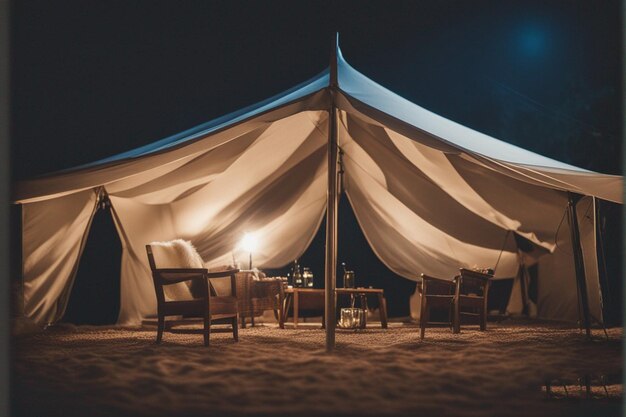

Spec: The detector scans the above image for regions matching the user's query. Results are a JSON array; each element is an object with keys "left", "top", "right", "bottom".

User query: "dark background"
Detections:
[{"left": 10, "top": 1, "right": 622, "bottom": 323}]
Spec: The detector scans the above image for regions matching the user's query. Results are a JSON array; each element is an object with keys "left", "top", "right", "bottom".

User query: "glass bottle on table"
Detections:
[
  {"left": 303, "top": 267, "right": 313, "bottom": 288},
  {"left": 292, "top": 260, "right": 303, "bottom": 287},
  {"left": 307, "top": 268, "right": 314, "bottom": 287},
  {"left": 342, "top": 262, "right": 355, "bottom": 288}
]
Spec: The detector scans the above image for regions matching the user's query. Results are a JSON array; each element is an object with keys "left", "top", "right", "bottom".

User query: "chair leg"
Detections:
[
  {"left": 156, "top": 315, "right": 165, "bottom": 344},
  {"left": 251, "top": 314, "right": 255, "bottom": 327},
  {"left": 480, "top": 307, "right": 487, "bottom": 331},
  {"left": 240, "top": 314, "right": 246, "bottom": 329},
  {"left": 232, "top": 316, "right": 239, "bottom": 342},
  {"left": 448, "top": 302, "right": 454, "bottom": 331},
  {"left": 453, "top": 302, "right": 461, "bottom": 334},
  {"left": 419, "top": 297, "right": 428, "bottom": 340},
  {"left": 203, "top": 314, "right": 210, "bottom": 347}
]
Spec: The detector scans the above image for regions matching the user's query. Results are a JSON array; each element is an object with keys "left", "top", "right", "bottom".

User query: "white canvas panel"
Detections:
[
  {"left": 534, "top": 197, "right": 602, "bottom": 322},
  {"left": 335, "top": 48, "right": 623, "bottom": 205},
  {"left": 22, "top": 189, "right": 98, "bottom": 325},
  {"left": 340, "top": 121, "right": 519, "bottom": 281},
  {"left": 14, "top": 91, "right": 328, "bottom": 204},
  {"left": 109, "top": 111, "right": 328, "bottom": 324},
  {"left": 577, "top": 197, "right": 602, "bottom": 322}
]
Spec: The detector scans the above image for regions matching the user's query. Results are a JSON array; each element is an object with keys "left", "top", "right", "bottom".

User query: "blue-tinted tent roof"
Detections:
[
  {"left": 18, "top": 41, "right": 621, "bottom": 204},
  {"left": 72, "top": 42, "right": 590, "bottom": 173},
  {"left": 334, "top": 47, "right": 589, "bottom": 172},
  {"left": 73, "top": 41, "right": 592, "bottom": 174}
]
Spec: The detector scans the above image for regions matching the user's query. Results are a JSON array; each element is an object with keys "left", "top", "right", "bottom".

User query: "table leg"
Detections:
[
  {"left": 293, "top": 291, "right": 299, "bottom": 328},
  {"left": 361, "top": 294, "right": 368, "bottom": 329},
  {"left": 378, "top": 293, "right": 388, "bottom": 329},
  {"left": 282, "top": 293, "right": 292, "bottom": 329},
  {"left": 277, "top": 291, "right": 285, "bottom": 329}
]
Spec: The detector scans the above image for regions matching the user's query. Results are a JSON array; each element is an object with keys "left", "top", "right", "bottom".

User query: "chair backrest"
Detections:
[
  {"left": 457, "top": 268, "right": 492, "bottom": 297},
  {"left": 146, "top": 240, "right": 206, "bottom": 301},
  {"left": 420, "top": 274, "right": 455, "bottom": 296}
]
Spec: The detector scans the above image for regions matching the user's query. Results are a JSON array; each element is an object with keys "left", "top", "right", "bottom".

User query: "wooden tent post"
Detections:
[
  {"left": 567, "top": 192, "right": 592, "bottom": 338},
  {"left": 325, "top": 34, "right": 339, "bottom": 352}
]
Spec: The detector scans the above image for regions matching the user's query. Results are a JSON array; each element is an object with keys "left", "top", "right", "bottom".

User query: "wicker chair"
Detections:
[
  {"left": 236, "top": 271, "right": 285, "bottom": 328},
  {"left": 145, "top": 244, "right": 239, "bottom": 346}
]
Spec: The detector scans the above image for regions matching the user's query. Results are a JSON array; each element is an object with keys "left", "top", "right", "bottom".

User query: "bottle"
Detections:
[
  {"left": 293, "top": 260, "right": 303, "bottom": 287},
  {"left": 303, "top": 267, "right": 313, "bottom": 287},
  {"left": 342, "top": 262, "right": 354, "bottom": 288}
]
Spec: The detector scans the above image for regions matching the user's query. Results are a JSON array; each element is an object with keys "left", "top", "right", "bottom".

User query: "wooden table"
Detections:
[
  {"left": 280, "top": 287, "right": 388, "bottom": 329},
  {"left": 336, "top": 288, "right": 388, "bottom": 329},
  {"left": 281, "top": 288, "right": 325, "bottom": 329}
]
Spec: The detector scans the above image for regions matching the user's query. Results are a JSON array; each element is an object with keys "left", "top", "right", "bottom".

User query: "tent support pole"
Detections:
[
  {"left": 325, "top": 34, "right": 339, "bottom": 352},
  {"left": 567, "top": 192, "right": 592, "bottom": 338}
]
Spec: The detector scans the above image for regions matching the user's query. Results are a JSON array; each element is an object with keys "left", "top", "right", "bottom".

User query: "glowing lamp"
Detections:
[{"left": 239, "top": 233, "right": 258, "bottom": 270}]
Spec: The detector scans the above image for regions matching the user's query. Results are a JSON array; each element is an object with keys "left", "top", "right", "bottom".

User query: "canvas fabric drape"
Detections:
[
  {"left": 338, "top": 109, "right": 603, "bottom": 321},
  {"left": 334, "top": 50, "right": 622, "bottom": 204},
  {"left": 109, "top": 111, "right": 328, "bottom": 324},
  {"left": 529, "top": 196, "right": 601, "bottom": 321},
  {"left": 21, "top": 189, "right": 98, "bottom": 325}
]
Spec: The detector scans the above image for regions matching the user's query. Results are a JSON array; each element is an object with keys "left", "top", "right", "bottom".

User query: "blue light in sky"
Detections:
[{"left": 519, "top": 26, "right": 547, "bottom": 56}]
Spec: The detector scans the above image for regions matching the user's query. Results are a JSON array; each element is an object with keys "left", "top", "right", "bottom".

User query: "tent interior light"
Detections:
[{"left": 240, "top": 233, "right": 258, "bottom": 253}]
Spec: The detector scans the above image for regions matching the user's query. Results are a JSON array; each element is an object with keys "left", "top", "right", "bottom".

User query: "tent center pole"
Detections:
[
  {"left": 325, "top": 34, "right": 339, "bottom": 352},
  {"left": 567, "top": 192, "right": 592, "bottom": 338}
]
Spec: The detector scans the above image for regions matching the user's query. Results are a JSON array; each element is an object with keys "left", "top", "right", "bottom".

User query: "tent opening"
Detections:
[
  {"left": 596, "top": 199, "right": 623, "bottom": 326},
  {"left": 62, "top": 204, "right": 122, "bottom": 325},
  {"left": 265, "top": 193, "right": 517, "bottom": 320}
]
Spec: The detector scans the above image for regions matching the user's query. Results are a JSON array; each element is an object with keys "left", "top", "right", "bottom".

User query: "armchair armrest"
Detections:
[
  {"left": 154, "top": 268, "right": 208, "bottom": 285},
  {"left": 207, "top": 269, "right": 240, "bottom": 297}
]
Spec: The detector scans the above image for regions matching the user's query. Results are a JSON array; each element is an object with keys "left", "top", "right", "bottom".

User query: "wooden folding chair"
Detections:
[
  {"left": 453, "top": 268, "right": 492, "bottom": 333},
  {"left": 419, "top": 273, "right": 457, "bottom": 339}
]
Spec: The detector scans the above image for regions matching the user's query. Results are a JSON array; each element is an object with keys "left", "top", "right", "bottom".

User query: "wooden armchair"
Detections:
[
  {"left": 418, "top": 273, "right": 457, "bottom": 339},
  {"left": 146, "top": 244, "right": 239, "bottom": 346},
  {"left": 454, "top": 268, "right": 492, "bottom": 333}
]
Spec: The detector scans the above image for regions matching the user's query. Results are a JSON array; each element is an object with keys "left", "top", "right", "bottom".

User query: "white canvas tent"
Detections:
[{"left": 14, "top": 39, "right": 622, "bottom": 345}]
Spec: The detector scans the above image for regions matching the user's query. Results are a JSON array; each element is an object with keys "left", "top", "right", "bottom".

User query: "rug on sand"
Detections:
[{"left": 12, "top": 320, "right": 622, "bottom": 417}]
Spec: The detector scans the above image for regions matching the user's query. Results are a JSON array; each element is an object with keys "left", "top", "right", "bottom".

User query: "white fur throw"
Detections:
[{"left": 149, "top": 239, "right": 206, "bottom": 301}]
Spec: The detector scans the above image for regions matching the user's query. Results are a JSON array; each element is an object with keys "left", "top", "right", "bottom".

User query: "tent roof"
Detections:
[{"left": 14, "top": 44, "right": 622, "bottom": 204}]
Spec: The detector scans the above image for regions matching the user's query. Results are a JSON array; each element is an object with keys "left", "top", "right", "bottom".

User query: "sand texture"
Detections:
[{"left": 12, "top": 319, "right": 622, "bottom": 417}]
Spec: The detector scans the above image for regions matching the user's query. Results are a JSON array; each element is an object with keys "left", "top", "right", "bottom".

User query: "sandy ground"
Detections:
[{"left": 11, "top": 319, "right": 622, "bottom": 417}]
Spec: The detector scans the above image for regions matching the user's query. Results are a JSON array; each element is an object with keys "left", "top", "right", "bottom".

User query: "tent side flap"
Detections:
[{"left": 22, "top": 189, "right": 99, "bottom": 325}]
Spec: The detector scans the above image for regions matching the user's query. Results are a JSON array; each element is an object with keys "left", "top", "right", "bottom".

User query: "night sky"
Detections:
[{"left": 10, "top": 1, "right": 623, "bottom": 323}]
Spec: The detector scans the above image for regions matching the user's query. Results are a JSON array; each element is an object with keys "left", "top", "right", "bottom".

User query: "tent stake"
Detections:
[
  {"left": 325, "top": 33, "right": 339, "bottom": 352},
  {"left": 567, "top": 192, "right": 592, "bottom": 338}
]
